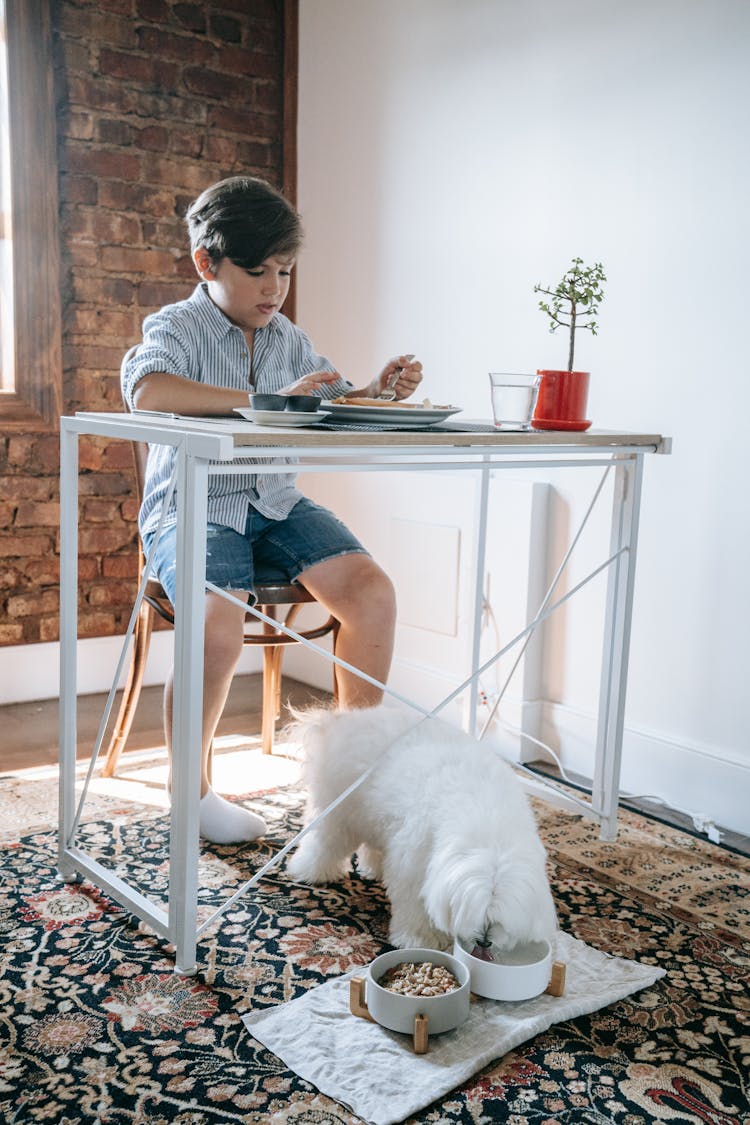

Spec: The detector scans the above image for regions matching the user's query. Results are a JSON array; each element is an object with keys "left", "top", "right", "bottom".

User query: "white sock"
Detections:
[{"left": 198, "top": 788, "right": 267, "bottom": 845}]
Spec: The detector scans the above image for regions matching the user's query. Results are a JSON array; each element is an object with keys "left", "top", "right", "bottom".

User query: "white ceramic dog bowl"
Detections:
[
  {"left": 453, "top": 936, "right": 552, "bottom": 1001},
  {"left": 365, "top": 948, "right": 470, "bottom": 1035}
]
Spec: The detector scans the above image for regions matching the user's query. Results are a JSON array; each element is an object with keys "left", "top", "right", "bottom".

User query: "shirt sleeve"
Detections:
[{"left": 120, "top": 309, "right": 196, "bottom": 410}]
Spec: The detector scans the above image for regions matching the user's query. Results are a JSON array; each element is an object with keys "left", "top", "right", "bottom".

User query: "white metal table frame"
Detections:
[{"left": 59, "top": 413, "right": 668, "bottom": 973}]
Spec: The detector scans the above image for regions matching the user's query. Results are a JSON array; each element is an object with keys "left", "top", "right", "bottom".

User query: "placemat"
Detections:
[{"left": 243, "top": 931, "right": 665, "bottom": 1125}]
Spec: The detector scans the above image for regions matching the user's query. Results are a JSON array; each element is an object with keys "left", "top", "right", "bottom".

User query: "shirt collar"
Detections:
[{"left": 189, "top": 283, "right": 282, "bottom": 339}]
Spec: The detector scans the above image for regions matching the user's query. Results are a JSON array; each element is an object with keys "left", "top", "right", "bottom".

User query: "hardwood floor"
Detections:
[
  {"left": 2, "top": 677, "right": 745, "bottom": 857},
  {"left": 0, "top": 674, "right": 331, "bottom": 773}
]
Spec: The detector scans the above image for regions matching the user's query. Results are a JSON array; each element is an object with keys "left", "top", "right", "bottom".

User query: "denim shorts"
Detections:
[{"left": 142, "top": 496, "right": 367, "bottom": 605}]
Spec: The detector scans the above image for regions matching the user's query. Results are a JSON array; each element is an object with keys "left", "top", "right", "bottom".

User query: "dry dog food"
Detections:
[{"left": 379, "top": 961, "right": 460, "bottom": 996}]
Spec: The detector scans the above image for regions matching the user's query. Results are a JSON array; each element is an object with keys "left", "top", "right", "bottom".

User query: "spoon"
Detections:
[{"left": 377, "top": 354, "right": 415, "bottom": 400}]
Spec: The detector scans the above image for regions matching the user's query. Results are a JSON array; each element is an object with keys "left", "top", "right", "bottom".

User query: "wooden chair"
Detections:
[{"left": 101, "top": 398, "right": 339, "bottom": 778}]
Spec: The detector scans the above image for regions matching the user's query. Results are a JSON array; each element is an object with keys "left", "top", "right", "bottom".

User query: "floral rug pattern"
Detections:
[{"left": 0, "top": 783, "right": 748, "bottom": 1124}]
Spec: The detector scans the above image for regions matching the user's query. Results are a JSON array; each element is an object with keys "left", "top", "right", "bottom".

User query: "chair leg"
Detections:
[
  {"left": 101, "top": 602, "right": 154, "bottom": 777},
  {"left": 261, "top": 644, "right": 285, "bottom": 755}
]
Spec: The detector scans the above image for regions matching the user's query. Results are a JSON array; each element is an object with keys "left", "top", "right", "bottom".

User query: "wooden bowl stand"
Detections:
[{"left": 349, "top": 960, "right": 566, "bottom": 1054}]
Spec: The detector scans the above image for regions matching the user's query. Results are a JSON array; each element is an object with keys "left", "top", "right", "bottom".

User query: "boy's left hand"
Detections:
[{"left": 374, "top": 355, "right": 423, "bottom": 400}]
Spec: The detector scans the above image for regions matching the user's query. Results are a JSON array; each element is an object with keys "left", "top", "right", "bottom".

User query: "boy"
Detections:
[{"left": 121, "top": 175, "right": 423, "bottom": 844}]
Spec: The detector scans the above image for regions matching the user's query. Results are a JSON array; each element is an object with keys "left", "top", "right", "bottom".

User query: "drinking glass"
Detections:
[{"left": 488, "top": 373, "right": 540, "bottom": 430}]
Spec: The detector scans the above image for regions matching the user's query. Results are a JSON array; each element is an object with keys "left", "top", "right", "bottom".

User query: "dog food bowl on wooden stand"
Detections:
[
  {"left": 453, "top": 936, "right": 561, "bottom": 1001},
  {"left": 349, "top": 948, "right": 470, "bottom": 1054}
]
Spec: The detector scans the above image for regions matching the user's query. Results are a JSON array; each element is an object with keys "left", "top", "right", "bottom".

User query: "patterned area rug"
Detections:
[{"left": 0, "top": 770, "right": 748, "bottom": 1124}]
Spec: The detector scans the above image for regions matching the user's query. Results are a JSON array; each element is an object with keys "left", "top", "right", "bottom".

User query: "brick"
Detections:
[
  {"left": 61, "top": 144, "right": 142, "bottom": 182},
  {"left": 67, "top": 242, "right": 101, "bottom": 268},
  {"left": 66, "top": 73, "right": 139, "bottom": 115},
  {"left": 237, "top": 139, "right": 277, "bottom": 169},
  {"left": 6, "top": 437, "right": 36, "bottom": 469},
  {"left": 218, "top": 46, "right": 280, "bottom": 80},
  {"left": 99, "top": 48, "right": 180, "bottom": 92},
  {"left": 0, "top": 534, "right": 51, "bottom": 558},
  {"left": 173, "top": 3, "right": 206, "bottom": 33},
  {"left": 134, "top": 124, "right": 171, "bottom": 152},
  {"left": 121, "top": 498, "right": 139, "bottom": 522},
  {"left": 137, "top": 280, "right": 192, "bottom": 308},
  {"left": 78, "top": 612, "right": 117, "bottom": 637},
  {"left": 98, "top": 180, "right": 177, "bottom": 218},
  {"left": 0, "top": 624, "right": 24, "bottom": 644},
  {"left": 96, "top": 118, "right": 134, "bottom": 146},
  {"left": 59, "top": 174, "right": 99, "bottom": 205},
  {"left": 79, "top": 473, "right": 132, "bottom": 497},
  {"left": 63, "top": 209, "right": 142, "bottom": 246},
  {"left": 79, "top": 526, "right": 134, "bottom": 554},
  {"left": 207, "top": 105, "right": 273, "bottom": 136},
  {"left": 183, "top": 66, "right": 245, "bottom": 103},
  {"left": 82, "top": 498, "right": 121, "bottom": 522},
  {"left": 253, "top": 80, "right": 281, "bottom": 114},
  {"left": 25, "top": 558, "right": 61, "bottom": 585},
  {"left": 136, "top": 25, "right": 215, "bottom": 64},
  {"left": 63, "top": 111, "right": 96, "bottom": 141},
  {"left": 59, "top": 7, "right": 135, "bottom": 50},
  {"left": 136, "top": 0, "right": 169, "bottom": 21},
  {"left": 88, "top": 583, "right": 134, "bottom": 608},
  {"left": 205, "top": 134, "right": 237, "bottom": 165},
  {"left": 100, "top": 246, "right": 176, "bottom": 274},
  {"left": 169, "top": 130, "right": 204, "bottom": 158},
  {"left": 7, "top": 589, "right": 59, "bottom": 617},
  {"left": 103, "top": 554, "right": 139, "bottom": 578},
  {"left": 101, "top": 443, "right": 135, "bottom": 471},
  {"left": 39, "top": 618, "right": 60, "bottom": 642},
  {"left": 141, "top": 154, "right": 212, "bottom": 194},
  {"left": 0, "top": 477, "right": 55, "bottom": 501},
  {"left": 14, "top": 501, "right": 61, "bottom": 528},
  {"left": 209, "top": 14, "right": 242, "bottom": 44}
]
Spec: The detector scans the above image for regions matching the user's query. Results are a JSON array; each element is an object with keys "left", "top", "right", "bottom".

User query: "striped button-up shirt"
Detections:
[{"left": 121, "top": 283, "right": 353, "bottom": 537}]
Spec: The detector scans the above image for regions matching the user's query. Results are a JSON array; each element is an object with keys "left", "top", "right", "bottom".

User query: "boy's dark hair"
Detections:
[{"left": 186, "top": 176, "right": 303, "bottom": 269}]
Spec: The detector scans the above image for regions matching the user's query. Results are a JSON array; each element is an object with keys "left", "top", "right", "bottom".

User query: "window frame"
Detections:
[{"left": 0, "top": 0, "right": 62, "bottom": 430}]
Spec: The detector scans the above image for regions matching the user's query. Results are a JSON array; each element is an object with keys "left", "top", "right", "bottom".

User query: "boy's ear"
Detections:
[{"left": 193, "top": 248, "right": 215, "bottom": 280}]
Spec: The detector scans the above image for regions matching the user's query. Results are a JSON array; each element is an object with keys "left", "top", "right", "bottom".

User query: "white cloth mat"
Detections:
[{"left": 243, "top": 932, "right": 666, "bottom": 1125}]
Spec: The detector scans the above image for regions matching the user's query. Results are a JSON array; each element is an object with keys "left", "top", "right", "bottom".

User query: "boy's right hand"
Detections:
[{"left": 282, "top": 371, "right": 341, "bottom": 396}]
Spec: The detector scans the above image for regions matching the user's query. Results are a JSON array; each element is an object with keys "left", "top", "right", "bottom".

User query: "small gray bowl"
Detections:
[
  {"left": 365, "top": 948, "right": 470, "bottom": 1036},
  {"left": 285, "top": 394, "right": 321, "bottom": 412},
  {"left": 249, "top": 393, "right": 286, "bottom": 411}
]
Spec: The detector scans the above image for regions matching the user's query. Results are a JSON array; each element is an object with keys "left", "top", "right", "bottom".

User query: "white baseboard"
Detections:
[
  {"left": 0, "top": 633, "right": 263, "bottom": 706},
  {"left": 539, "top": 700, "right": 750, "bottom": 840}
]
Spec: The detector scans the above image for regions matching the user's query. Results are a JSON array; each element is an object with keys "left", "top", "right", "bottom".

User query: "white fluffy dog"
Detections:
[{"left": 286, "top": 704, "right": 558, "bottom": 952}]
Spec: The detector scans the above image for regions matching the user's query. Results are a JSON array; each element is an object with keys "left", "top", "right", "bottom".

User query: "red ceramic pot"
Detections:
[{"left": 532, "top": 369, "right": 592, "bottom": 432}]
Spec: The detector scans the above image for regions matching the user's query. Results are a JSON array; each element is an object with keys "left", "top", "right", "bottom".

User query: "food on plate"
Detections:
[
  {"left": 378, "top": 961, "right": 460, "bottom": 996},
  {"left": 332, "top": 397, "right": 448, "bottom": 409}
]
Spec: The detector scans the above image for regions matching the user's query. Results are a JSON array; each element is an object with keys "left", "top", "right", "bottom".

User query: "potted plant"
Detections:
[{"left": 532, "top": 257, "right": 606, "bottom": 431}]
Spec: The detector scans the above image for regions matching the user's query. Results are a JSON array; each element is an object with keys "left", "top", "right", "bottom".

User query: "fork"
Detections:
[{"left": 376, "top": 354, "right": 415, "bottom": 400}]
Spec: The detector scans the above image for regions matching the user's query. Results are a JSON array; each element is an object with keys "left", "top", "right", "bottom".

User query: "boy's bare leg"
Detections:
[
  {"left": 297, "top": 553, "right": 397, "bottom": 708},
  {"left": 164, "top": 589, "right": 267, "bottom": 843}
]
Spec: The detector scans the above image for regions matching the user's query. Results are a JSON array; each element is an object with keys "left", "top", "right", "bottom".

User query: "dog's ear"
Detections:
[{"left": 423, "top": 847, "right": 495, "bottom": 939}]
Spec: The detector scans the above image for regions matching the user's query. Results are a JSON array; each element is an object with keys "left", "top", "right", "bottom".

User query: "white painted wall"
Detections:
[{"left": 295, "top": 0, "right": 750, "bottom": 835}]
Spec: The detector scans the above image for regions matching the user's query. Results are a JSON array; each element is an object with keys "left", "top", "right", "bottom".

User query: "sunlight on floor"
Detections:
[{"left": 13, "top": 734, "right": 303, "bottom": 814}]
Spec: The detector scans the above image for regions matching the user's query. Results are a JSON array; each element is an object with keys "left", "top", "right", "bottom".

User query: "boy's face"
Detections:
[{"left": 193, "top": 250, "right": 294, "bottom": 331}]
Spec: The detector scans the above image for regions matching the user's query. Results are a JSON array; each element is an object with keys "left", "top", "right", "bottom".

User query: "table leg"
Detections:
[
  {"left": 593, "top": 455, "right": 644, "bottom": 840},
  {"left": 465, "top": 459, "right": 491, "bottom": 736},
  {"left": 169, "top": 444, "right": 208, "bottom": 975},
  {"left": 58, "top": 423, "right": 79, "bottom": 882}
]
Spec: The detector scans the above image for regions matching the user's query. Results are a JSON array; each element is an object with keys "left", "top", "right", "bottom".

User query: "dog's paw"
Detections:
[
  {"left": 286, "top": 849, "right": 346, "bottom": 885},
  {"left": 355, "top": 845, "right": 384, "bottom": 881}
]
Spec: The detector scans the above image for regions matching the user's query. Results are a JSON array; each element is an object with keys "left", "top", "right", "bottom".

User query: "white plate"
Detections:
[
  {"left": 325, "top": 402, "right": 461, "bottom": 428},
  {"left": 234, "top": 407, "right": 330, "bottom": 427}
]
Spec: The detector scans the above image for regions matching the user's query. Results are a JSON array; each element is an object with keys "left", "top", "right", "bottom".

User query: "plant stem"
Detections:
[{"left": 568, "top": 301, "right": 576, "bottom": 371}]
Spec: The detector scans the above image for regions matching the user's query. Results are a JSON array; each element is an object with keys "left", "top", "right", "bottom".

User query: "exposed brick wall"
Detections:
[{"left": 0, "top": 0, "right": 291, "bottom": 646}]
